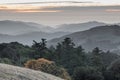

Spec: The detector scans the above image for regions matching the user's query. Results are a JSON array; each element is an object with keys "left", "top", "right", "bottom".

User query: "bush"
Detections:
[
  {"left": 25, "top": 58, "right": 71, "bottom": 80},
  {"left": 72, "top": 66, "right": 104, "bottom": 80},
  {"left": 0, "top": 58, "right": 12, "bottom": 64},
  {"left": 105, "top": 59, "right": 120, "bottom": 80}
]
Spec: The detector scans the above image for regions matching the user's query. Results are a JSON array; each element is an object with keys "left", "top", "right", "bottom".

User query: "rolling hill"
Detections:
[
  {"left": 1, "top": 20, "right": 120, "bottom": 48},
  {"left": 0, "top": 20, "right": 54, "bottom": 35},
  {"left": 0, "top": 31, "right": 70, "bottom": 45},
  {"left": 55, "top": 21, "right": 106, "bottom": 32},
  {"left": 48, "top": 25, "right": 120, "bottom": 51}
]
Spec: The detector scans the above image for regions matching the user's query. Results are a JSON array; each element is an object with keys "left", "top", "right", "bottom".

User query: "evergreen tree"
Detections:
[
  {"left": 73, "top": 67, "right": 104, "bottom": 80},
  {"left": 75, "top": 46, "right": 86, "bottom": 65},
  {"left": 91, "top": 47, "right": 104, "bottom": 71},
  {"left": 32, "top": 38, "right": 48, "bottom": 59},
  {"left": 55, "top": 38, "right": 86, "bottom": 75}
]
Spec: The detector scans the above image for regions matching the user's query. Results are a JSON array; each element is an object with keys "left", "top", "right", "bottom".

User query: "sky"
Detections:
[
  {"left": 0, "top": 0, "right": 120, "bottom": 5},
  {"left": 0, "top": 0, "right": 120, "bottom": 26}
]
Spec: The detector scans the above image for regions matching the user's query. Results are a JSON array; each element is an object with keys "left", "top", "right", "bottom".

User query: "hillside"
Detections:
[
  {"left": 56, "top": 21, "right": 106, "bottom": 32},
  {"left": 0, "top": 20, "right": 107, "bottom": 35},
  {"left": 49, "top": 25, "right": 120, "bottom": 51},
  {"left": 0, "top": 20, "right": 53, "bottom": 35},
  {"left": 0, "top": 63, "right": 63, "bottom": 80},
  {"left": 0, "top": 31, "right": 70, "bottom": 45}
]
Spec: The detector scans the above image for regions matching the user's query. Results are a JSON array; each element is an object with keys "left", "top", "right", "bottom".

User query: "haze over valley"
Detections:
[
  {"left": 0, "top": 0, "right": 120, "bottom": 80},
  {"left": 0, "top": 20, "right": 119, "bottom": 45}
]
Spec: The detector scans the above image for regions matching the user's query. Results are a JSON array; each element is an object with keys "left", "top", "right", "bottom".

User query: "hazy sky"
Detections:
[
  {"left": 0, "top": 0, "right": 120, "bottom": 5},
  {"left": 0, "top": 0, "right": 120, "bottom": 26}
]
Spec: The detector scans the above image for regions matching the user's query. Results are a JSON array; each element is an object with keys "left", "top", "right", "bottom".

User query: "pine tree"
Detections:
[
  {"left": 32, "top": 38, "right": 48, "bottom": 59},
  {"left": 91, "top": 47, "right": 103, "bottom": 71}
]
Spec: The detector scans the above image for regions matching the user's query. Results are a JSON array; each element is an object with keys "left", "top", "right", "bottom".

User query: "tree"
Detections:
[
  {"left": 55, "top": 38, "right": 76, "bottom": 74},
  {"left": 105, "top": 59, "right": 120, "bottom": 80},
  {"left": 55, "top": 38, "right": 87, "bottom": 75},
  {"left": 55, "top": 38, "right": 75, "bottom": 62},
  {"left": 91, "top": 47, "right": 104, "bottom": 70},
  {"left": 62, "top": 38, "right": 75, "bottom": 49},
  {"left": 75, "top": 46, "right": 86, "bottom": 65},
  {"left": 32, "top": 38, "right": 47, "bottom": 50},
  {"left": 2, "top": 46, "right": 20, "bottom": 64},
  {"left": 0, "top": 42, "right": 32, "bottom": 66},
  {"left": 25, "top": 58, "right": 71, "bottom": 80},
  {"left": 73, "top": 67, "right": 104, "bottom": 80},
  {"left": 32, "top": 38, "right": 49, "bottom": 59}
]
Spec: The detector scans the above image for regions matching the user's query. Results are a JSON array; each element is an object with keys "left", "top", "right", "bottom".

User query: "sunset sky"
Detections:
[
  {"left": 0, "top": 0, "right": 120, "bottom": 26},
  {"left": 0, "top": 0, "right": 120, "bottom": 5}
]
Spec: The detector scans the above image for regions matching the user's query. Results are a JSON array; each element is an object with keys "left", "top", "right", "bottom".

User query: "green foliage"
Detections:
[
  {"left": 104, "top": 59, "right": 120, "bottom": 80},
  {"left": 0, "top": 42, "right": 32, "bottom": 66},
  {"left": 0, "top": 38, "right": 119, "bottom": 80},
  {"left": 90, "top": 47, "right": 104, "bottom": 71},
  {"left": 32, "top": 39, "right": 50, "bottom": 59},
  {"left": 55, "top": 38, "right": 86, "bottom": 75},
  {"left": 73, "top": 66, "right": 104, "bottom": 80},
  {"left": 91, "top": 47, "right": 103, "bottom": 66},
  {"left": 0, "top": 58, "right": 12, "bottom": 64}
]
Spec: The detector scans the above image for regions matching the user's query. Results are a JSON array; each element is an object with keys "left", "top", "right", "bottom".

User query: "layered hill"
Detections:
[
  {"left": 0, "top": 31, "right": 70, "bottom": 45},
  {"left": 49, "top": 25, "right": 120, "bottom": 51},
  {"left": 0, "top": 20, "right": 54, "bottom": 35},
  {"left": 56, "top": 21, "right": 106, "bottom": 32}
]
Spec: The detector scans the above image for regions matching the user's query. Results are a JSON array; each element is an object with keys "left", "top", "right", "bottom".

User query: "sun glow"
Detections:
[
  {"left": 15, "top": 10, "right": 61, "bottom": 13},
  {"left": 0, "top": 4, "right": 61, "bottom": 13},
  {"left": 0, "top": 2, "right": 120, "bottom": 13},
  {"left": 0, "top": 2, "right": 109, "bottom": 13}
]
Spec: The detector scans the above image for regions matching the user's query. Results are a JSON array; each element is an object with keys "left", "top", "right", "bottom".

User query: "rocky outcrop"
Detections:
[{"left": 0, "top": 63, "right": 64, "bottom": 80}]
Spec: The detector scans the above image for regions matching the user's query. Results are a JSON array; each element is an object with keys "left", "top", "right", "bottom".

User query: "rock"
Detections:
[{"left": 0, "top": 63, "right": 64, "bottom": 80}]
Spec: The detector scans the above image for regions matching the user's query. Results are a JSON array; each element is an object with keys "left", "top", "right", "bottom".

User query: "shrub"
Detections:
[
  {"left": 72, "top": 66, "right": 104, "bottom": 80},
  {"left": 25, "top": 58, "right": 71, "bottom": 80},
  {"left": 105, "top": 59, "right": 120, "bottom": 80},
  {"left": 0, "top": 58, "right": 12, "bottom": 64}
]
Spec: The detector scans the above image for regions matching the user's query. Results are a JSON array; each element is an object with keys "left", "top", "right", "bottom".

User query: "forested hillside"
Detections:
[
  {"left": 0, "top": 38, "right": 120, "bottom": 80},
  {"left": 49, "top": 25, "right": 120, "bottom": 52}
]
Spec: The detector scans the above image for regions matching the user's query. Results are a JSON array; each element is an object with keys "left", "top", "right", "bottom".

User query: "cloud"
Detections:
[
  {"left": 0, "top": 1, "right": 105, "bottom": 13},
  {"left": 2, "top": 1, "right": 101, "bottom": 7},
  {"left": 0, "top": 6, "right": 7, "bottom": 8},
  {"left": 4, "top": 1, "right": 94, "bottom": 5},
  {"left": 0, "top": 1, "right": 120, "bottom": 13},
  {"left": 0, "top": 5, "right": 62, "bottom": 13},
  {"left": 15, "top": 9, "right": 61, "bottom": 13},
  {"left": 3, "top": 1, "right": 119, "bottom": 7},
  {"left": 0, "top": 1, "right": 96, "bottom": 13}
]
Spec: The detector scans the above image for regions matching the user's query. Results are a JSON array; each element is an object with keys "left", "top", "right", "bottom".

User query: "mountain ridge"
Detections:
[
  {"left": 0, "top": 20, "right": 54, "bottom": 35},
  {"left": 0, "top": 20, "right": 110, "bottom": 35},
  {"left": 55, "top": 21, "right": 107, "bottom": 32},
  {"left": 48, "top": 25, "right": 120, "bottom": 51}
]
